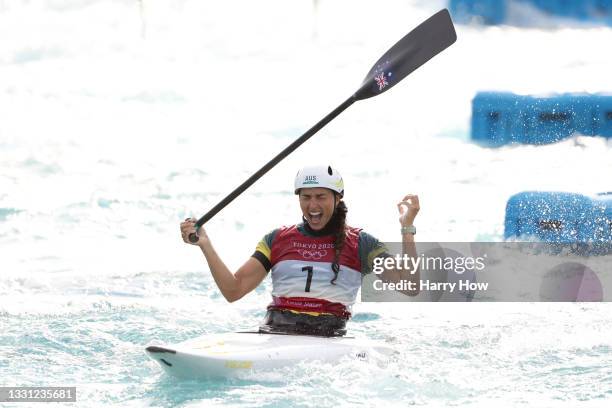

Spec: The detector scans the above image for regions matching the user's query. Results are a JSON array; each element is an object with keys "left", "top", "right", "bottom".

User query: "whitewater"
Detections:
[{"left": 1, "top": 0, "right": 611, "bottom": 406}]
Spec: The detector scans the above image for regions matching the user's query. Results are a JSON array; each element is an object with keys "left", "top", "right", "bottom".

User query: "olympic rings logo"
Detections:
[{"left": 297, "top": 249, "right": 328, "bottom": 260}]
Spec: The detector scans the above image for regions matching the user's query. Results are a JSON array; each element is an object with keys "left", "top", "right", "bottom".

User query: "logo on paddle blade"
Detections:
[
  {"left": 375, "top": 72, "right": 389, "bottom": 90},
  {"left": 373, "top": 59, "right": 393, "bottom": 91}
]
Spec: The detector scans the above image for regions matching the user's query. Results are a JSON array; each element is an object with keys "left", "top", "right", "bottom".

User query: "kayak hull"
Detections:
[{"left": 145, "top": 332, "right": 395, "bottom": 379}]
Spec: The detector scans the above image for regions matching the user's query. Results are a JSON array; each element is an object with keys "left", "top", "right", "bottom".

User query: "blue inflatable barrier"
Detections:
[
  {"left": 504, "top": 191, "right": 612, "bottom": 254},
  {"left": 471, "top": 92, "right": 612, "bottom": 146},
  {"left": 531, "top": 0, "right": 612, "bottom": 22},
  {"left": 593, "top": 95, "right": 612, "bottom": 137},
  {"left": 450, "top": 0, "right": 612, "bottom": 25},
  {"left": 449, "top": 0, "right": 505, "bottom": 24}
]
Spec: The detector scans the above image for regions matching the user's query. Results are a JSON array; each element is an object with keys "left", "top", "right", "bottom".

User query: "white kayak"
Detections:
[{"left": 146, "top": 331, "right": 396, "bottom": 379}]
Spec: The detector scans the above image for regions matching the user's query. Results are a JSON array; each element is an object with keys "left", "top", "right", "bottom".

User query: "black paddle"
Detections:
[{"left": 189, "top": 9, "right": 456, "bottom": 243}]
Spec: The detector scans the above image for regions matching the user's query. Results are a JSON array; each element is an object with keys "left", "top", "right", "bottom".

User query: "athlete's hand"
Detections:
[
  {"left": 180, "top": 217, "right": 209, "bottom": 246},
  {"left": 397, "top": 194, "right": 420, "bottom": 226}
]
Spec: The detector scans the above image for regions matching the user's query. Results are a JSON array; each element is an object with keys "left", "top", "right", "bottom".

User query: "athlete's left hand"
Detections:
[{"left": 397, "top": 194, "right": 420, "bottom": 226}]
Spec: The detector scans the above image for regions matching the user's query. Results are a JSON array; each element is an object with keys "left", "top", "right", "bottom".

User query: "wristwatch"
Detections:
[{"left": 401, "top": 225, "right": 416, "bottom": 235}]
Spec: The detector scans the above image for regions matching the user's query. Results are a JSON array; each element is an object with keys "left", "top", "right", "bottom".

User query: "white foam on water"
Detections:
[{"left": 1, "top": 0, "right": 611, "bottom": 406}]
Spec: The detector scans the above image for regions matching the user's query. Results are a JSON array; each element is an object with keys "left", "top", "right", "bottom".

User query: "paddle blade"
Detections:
[{"left": 355, "top": 9, "right": 457, "bottom": 101}]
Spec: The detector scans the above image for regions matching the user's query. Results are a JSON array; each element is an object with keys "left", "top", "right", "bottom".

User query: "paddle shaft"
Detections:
[
  {"left": 189, "top": 95, "right": 356, "bottom": 242},
  {"left": 187, "top": 9, "right": 457, "bottom": 242}
]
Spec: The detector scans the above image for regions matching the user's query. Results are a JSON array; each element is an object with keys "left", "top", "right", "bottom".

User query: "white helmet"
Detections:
[{"left": 294, "top": 165, "right": 344, "bottom": 197}]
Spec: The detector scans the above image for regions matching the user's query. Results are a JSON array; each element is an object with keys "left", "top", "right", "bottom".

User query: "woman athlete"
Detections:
[{"left": 180, "top": 165, "right": 420, "bottom": 336}]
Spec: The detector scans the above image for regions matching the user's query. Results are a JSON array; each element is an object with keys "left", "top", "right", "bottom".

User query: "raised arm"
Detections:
[
  {"left": 379, "top": 194, "right": 420, "bottom": 296},
  {"left": 180, "top": 218, "right": 268, "bottom": 302}
]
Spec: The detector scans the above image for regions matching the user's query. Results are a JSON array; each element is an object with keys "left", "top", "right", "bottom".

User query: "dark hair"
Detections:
[{"left": 329, "top": 199, "right": 348, "bottom": 284}]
